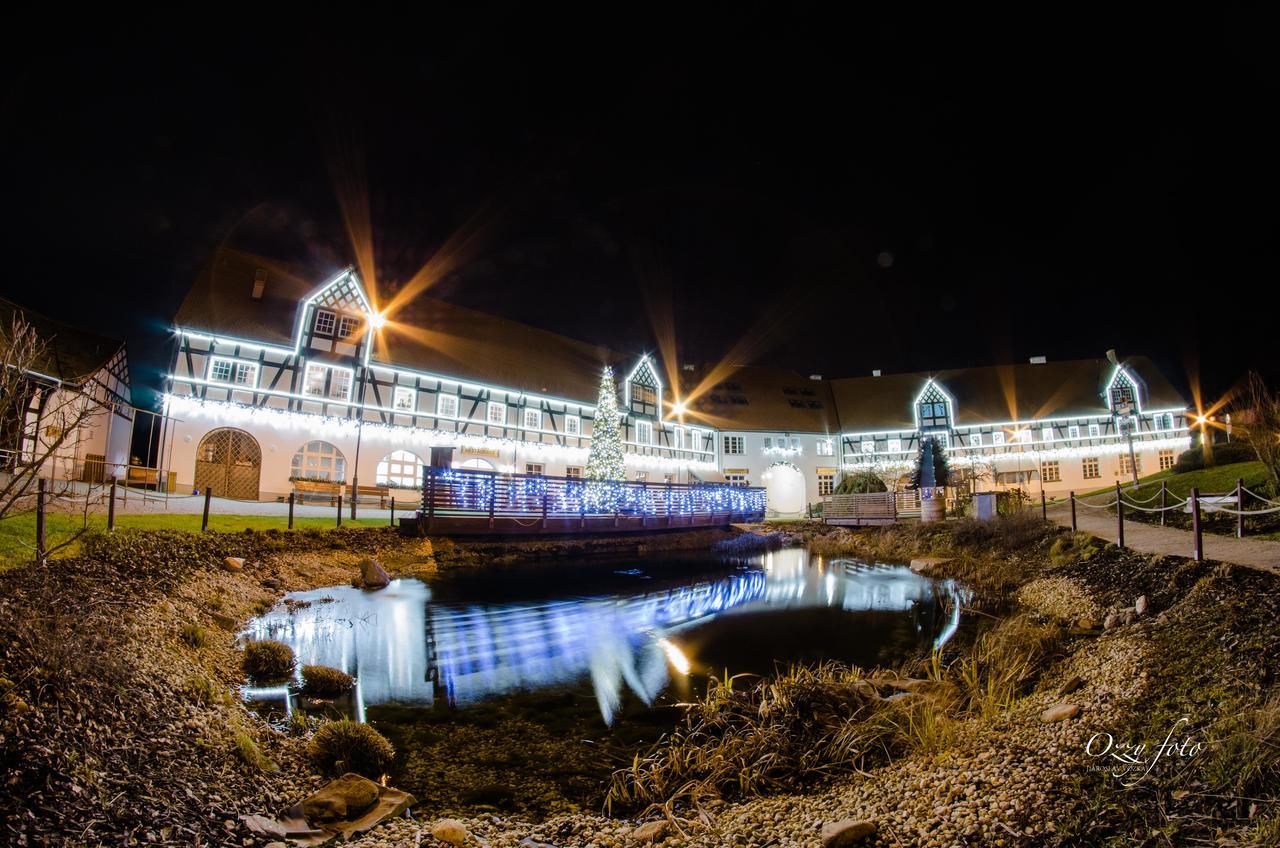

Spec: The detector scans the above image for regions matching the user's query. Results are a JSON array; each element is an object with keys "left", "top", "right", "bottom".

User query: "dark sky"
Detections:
[{"left": 2, "top": 9, "right": 1276, "bottom": 411}]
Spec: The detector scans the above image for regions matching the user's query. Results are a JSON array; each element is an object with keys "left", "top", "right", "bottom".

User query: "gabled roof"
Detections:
[
  {"left": 831, "top": 357, "right": 1185, "bottom": 432},
  {"left": 679, "top": 364, "right": 840, "bottom": 433},
  {"left": 175, "top": 248, "right": 626, "bottom": 404},
  {"left": 0, "top": 296, "right": 128, "bottom": 387}
]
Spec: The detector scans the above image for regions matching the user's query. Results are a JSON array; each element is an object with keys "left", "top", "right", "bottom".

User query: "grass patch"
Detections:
[
  {"left": 232, "top": 730, "right": 277, "bottom": 773},
  {"left": 301, "top": 665, "right": 355, "bottom": 697},
  {"left": 242, "top": 640, "right": 295, "bottom": 681},
  {"left": 0, "top": 511, "right": 392, "bottom": 572},
  {"left": 1082, "top": 460, "right": 1267, "bottom": 501},
  {"left": 179, "top": 622, "right": 212, "bottom": 649},
  {"left": 308, "top": 719, "right": 395, "bottom": 778}
]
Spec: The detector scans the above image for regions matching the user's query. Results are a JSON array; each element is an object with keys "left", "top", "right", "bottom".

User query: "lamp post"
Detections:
[{"left": 1116, "top": 400, "right": 1139, "bottom": 489}]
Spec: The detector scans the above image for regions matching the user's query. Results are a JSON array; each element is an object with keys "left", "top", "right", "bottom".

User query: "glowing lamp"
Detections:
[
  {"left": 670, "top": 401, "right": 688, "bottom": 415},
  {"left": 368, "top": 311, "right": 388, "bottom": 330}
]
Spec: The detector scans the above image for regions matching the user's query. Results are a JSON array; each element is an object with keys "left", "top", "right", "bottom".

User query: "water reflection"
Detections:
[{"left": 243, "top": 548, "right": 968, "bottom": 724}]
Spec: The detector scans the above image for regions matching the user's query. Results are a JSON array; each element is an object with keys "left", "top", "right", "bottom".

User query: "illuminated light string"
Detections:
[
  {"left": 165, "top": 394, "right": 720, "bottom": 473},
  {"left": 431, "top": 468, "right": 765, "bottom": 516},
  {"left": 839, "top": 435, "right": 1192, "bottom": 472}
]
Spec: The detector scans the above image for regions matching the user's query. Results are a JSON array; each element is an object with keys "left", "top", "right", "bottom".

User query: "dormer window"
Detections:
[
  {"left": 337, "top": 315, "right": 361, "bottom": 339},
  {"left": 626, "top": 356, "right": 662, "bottom": 417},
  {"left": 916, "top": 381, "right": 952, "bottom": 431}
]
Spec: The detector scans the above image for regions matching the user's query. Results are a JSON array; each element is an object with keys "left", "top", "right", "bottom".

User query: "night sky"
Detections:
[{"left": 2, "top": 10, "right": 1276, "bottom": 411}]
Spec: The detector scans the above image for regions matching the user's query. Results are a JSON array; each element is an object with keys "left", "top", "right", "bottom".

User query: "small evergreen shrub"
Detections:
[
  {"left": 835, "top": 470, "right": 888, "bottom": 495},
  {"left": 242, "top": 640, "right": 295, "bottom": 680},
  {"left": 308, "top": 719, "right": 395, "bottom": 778},
  {"left": 301, "top": 664, "right": 355, "bottom": 697},
  {"left": 1049, "top": 532, "right": 1101, "bottom": 566}
]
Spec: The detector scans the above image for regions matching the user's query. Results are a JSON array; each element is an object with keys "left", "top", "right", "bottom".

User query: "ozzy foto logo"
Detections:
[{"left": 1085, "top": 717, "right": 1202, "bottom": 786}]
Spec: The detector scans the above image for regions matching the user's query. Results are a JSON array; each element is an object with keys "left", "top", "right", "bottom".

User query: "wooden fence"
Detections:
[
  {"left": 824, "top": 491, "right": 899, "bottom": 526},
  {"left": 407, "top": 466, "right": 766, "bottom": 536}
]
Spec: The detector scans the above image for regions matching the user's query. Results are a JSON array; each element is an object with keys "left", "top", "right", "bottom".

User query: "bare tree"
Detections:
[
  {"left": 1, "top": 316, "right": 104, "bottom": 548},
  {"left": 1241, "top": 371, "right": 1280, "bottom": 497}
]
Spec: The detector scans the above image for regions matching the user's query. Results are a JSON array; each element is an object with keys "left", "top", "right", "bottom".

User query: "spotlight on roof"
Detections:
[
  {"left": 369, "top": 311, "right": 388, "bottom": 330},
  {"left": 670, "top": 401, "right": 688, "bottom": 415}
]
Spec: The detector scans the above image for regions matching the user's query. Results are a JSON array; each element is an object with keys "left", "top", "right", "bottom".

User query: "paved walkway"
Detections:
[{"left": 1046, "top": 502, "right": 1280, "bottom": 573}]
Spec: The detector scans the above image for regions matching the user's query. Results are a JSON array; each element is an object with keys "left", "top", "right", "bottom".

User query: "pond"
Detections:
[{"left": 242, "top": 547, "right": 969, "bottom": 816}]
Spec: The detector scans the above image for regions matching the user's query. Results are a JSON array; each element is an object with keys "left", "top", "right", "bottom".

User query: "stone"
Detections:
[
  {"left": 302, "top": 773, "right": 380, "bottom": 821},
  {"left": 910, "top": 557, "right": 950, "bottom": 574},
  {"left": 629, "top": 820, "right": 669, "bottom": 842},
  {"left": 239, "top": 814, "right": 287, "bottom": 838},
  {"left": 223, "top": 556, "right": 245, "bottom": 572},
  {"left": 1040, "top": 703, "right": 1081, "bottom": 723},
  {"left": 1103, "top": 612, "right": 1119, "bottom": 630},
  {"left": 1135, "top": 595, "right": 1148, "bottom": 615},
  {"left": 821, "top": 818, "right": 877, "bottom": 846},
  {"left": 1057, "top": 676, "right": 1085, "bottom": 697},
  {"left": 431, "top": 819, "right": 470, "bottom": 845},
  {"left": 356, "top": 557, "right": 390, "bottom": 590}
]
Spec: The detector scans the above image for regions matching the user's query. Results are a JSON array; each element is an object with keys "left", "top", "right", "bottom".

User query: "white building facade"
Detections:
[{"left": 163, "top": 252, "right": 1190, "bottom": 512}]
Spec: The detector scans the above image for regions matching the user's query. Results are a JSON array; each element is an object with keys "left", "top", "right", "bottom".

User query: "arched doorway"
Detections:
[
  {"left": 763, "top": 461, "right": 806, "bottom": 518},
  {"left": 458, "top": 457, "right": 496, "bottom": 471},
  {"left": 194, "top": 428, "right": 262, "bottom": 500}
]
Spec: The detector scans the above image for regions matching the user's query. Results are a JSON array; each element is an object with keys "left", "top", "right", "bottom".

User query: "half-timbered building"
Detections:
[
  {"left": 1, "top": 297, "right": 133, "bottom": 484},
  {"left": 163, "top": 250, "right": 1191, "bottom": 512}
]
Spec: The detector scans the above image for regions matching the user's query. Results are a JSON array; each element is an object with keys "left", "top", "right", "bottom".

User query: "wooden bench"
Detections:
[
  {"left": 824, "top": 492, "right": 898, "bottom": 526},
  {"left": 292, "top": 479, "right": 344, "bottom": 505},
  {"left": 348, "top": 484, "right": 391, "bottom": 508}
]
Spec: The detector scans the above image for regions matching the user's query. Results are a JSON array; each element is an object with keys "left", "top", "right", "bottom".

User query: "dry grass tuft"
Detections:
[
  {"left": 308, "top": 719, "right": 395, "bottom": 778},
  {"left": 242, "top": 640, "right": 295, "bottom": 681},
  {"left": 301, "top": 665, "right": 354, "bottom": 697}
]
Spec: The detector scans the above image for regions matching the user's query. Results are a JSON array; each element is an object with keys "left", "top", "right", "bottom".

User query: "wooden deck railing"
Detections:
[{"left": 411, "top": 467, "right": 766, "bottom": 535}]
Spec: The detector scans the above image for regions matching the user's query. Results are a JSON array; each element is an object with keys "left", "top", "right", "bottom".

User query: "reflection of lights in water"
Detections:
[
  {"left": 244, "top": 556, "right": 970, "bottom": 724},
  {"left": 658, "top": 638, "right": 691, "bottom": 674}
]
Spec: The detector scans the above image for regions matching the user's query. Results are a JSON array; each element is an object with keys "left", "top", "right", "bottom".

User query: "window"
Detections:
[
  {"left": 525, "top": 462, "right": 545, "bottom": 476},
  {"left": 630, "top": 383, "right": 658, "bottom": 416},
  {"left": 861, "top": 440, "right": 875, "bottom": 454},
  {"left": 818, "top": 473, "right": 835, "bottom": 496},
  {"left": 1014, "top": 429, "right": 1032, "bottom": 444},
  {"left": 635, "top": 471, "right": 648, "bottom": 482},
  {"left": 816, "top": 439, "right": 834, "bottom": 457},
  {"left": 291, "top": 440, "right": 346, "bottom": 482},
  {"left": 564, "top": 415, "right": 581, "bottom": 436},
  {"left": 1156, "top": 413, "right": 1175, "bottom": 431},
  {"left": 1120, "top": 454, "right": 1142, "bottom": 476},
  {"left": 1068, "top": 425, "right": 1081, "bottom": 440},
  {"left": 376, "top": 450, "right": 424, "bottom": 489},
  {"left": 636, "top": 420, "right": 653, "bottom": 444},
  {"left": 1040, "top": 461, "right": 1061, "bottom": 483},
  {"left": 1088, "top": 423, "right": 1101, "bottom": 438},
  {"left": 1159, "top": 449, "right": 1176, "bottom": 471},
  {"left": 486, "top": 402, "right": 507, "bottom": 426},
  {"left": 313, "top": 309, "right": 336, "bottom": 335},
  {"left": 565, "top": 466, "right": 582, "bottom": 479},
  {"left": 523, "top": 408, "right": 542, "bottom": 430},
  {"left": 1082, "top": 457, "right": 1100, "bottom": 479},
  {"left": 393, "top": 386, "right": 415, "bottom": 411},
  {"left": 970, "top": 433, "right": 983, "bottom": 448},
  {"left": 337, "top": 314, "right": 361, "bottom": 339},
  {"left": 723, "top": 435, "right": 744, "bottom": 455},
  {"left": 1042, "top": 427, "right": 1053, "bottom": 443},
  {"left": 992, "top": 431, "right": 1005, "bottom": 446},
  {"left": 437, "top": 394, "right": 458, "bottom": 418},
  {"left": 303, "top": 363, "right": 351, "bottom": 401},
  {"left": 209, "top": 358, "right": 257, "bottom": 387},
  {"left": 763, "top": 437, "right": 772, "bottom": 449},
  {"left": 888, "top": 438, "right": 902, "bottom": 453},
  {"left": 725, "top": 473, "right": 748, "bottom": 486}
]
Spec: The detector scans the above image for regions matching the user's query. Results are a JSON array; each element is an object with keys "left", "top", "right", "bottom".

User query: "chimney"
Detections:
[
  {"left": 872, "top": 369, "right": 882, "bottom": 377},
  {"left": 1029, "top": 355, "right": 1047, "bottom": 365},
  {"left": 251, "top": 269, "right": 267, "bottom": 301}
]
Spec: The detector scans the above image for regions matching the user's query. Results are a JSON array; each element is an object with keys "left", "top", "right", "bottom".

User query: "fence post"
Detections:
[
  {"left": 1160, "top": 481, "right": 1167, "bottom": 526},
  {"left": 1236, "top": 477, "right": 1245, "bottom": 539},
  {"left": 390, "top": 496, "right": 396, "bottom": 527},
  {"left": 36, "top": 479, "right": 47, "bottom": 565},
  {"left": 1070, "top": 491, "right": 1077, "bottom": 532},
  {"left": 202, "top": 487, "right": 212, "bottom": 533},
  {"left": 1041, "top": 490, "right": 1047, "bottom": 521},
  {"left": 337, "top": 494, "right": 343, "bottom": 527},
  {"left": 1115, "top": 481, "right": 1124, "bottom": 549},
  {"left": 108, "top": 477, "right": 117, "bottom": 533},
  {"left": 1191, "top": 487, "right": 1203, "bottom": 562},
  {"left": 288, "top": 492, "right": 295, "bottom": 530}
]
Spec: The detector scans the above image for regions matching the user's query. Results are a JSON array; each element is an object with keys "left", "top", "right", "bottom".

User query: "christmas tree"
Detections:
[{"left": 585, "top": 366, "right": 626, "bottom": 481}]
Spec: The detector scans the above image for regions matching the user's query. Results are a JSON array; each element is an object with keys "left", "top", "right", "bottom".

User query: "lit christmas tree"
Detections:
[{"left": 585, "top": 366, "right": 626, "bottom": 482}]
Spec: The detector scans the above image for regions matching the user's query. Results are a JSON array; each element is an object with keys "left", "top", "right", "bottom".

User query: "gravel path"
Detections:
[{"left": 1047, "top": 502, "right": 1280, "bottom": 573}]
